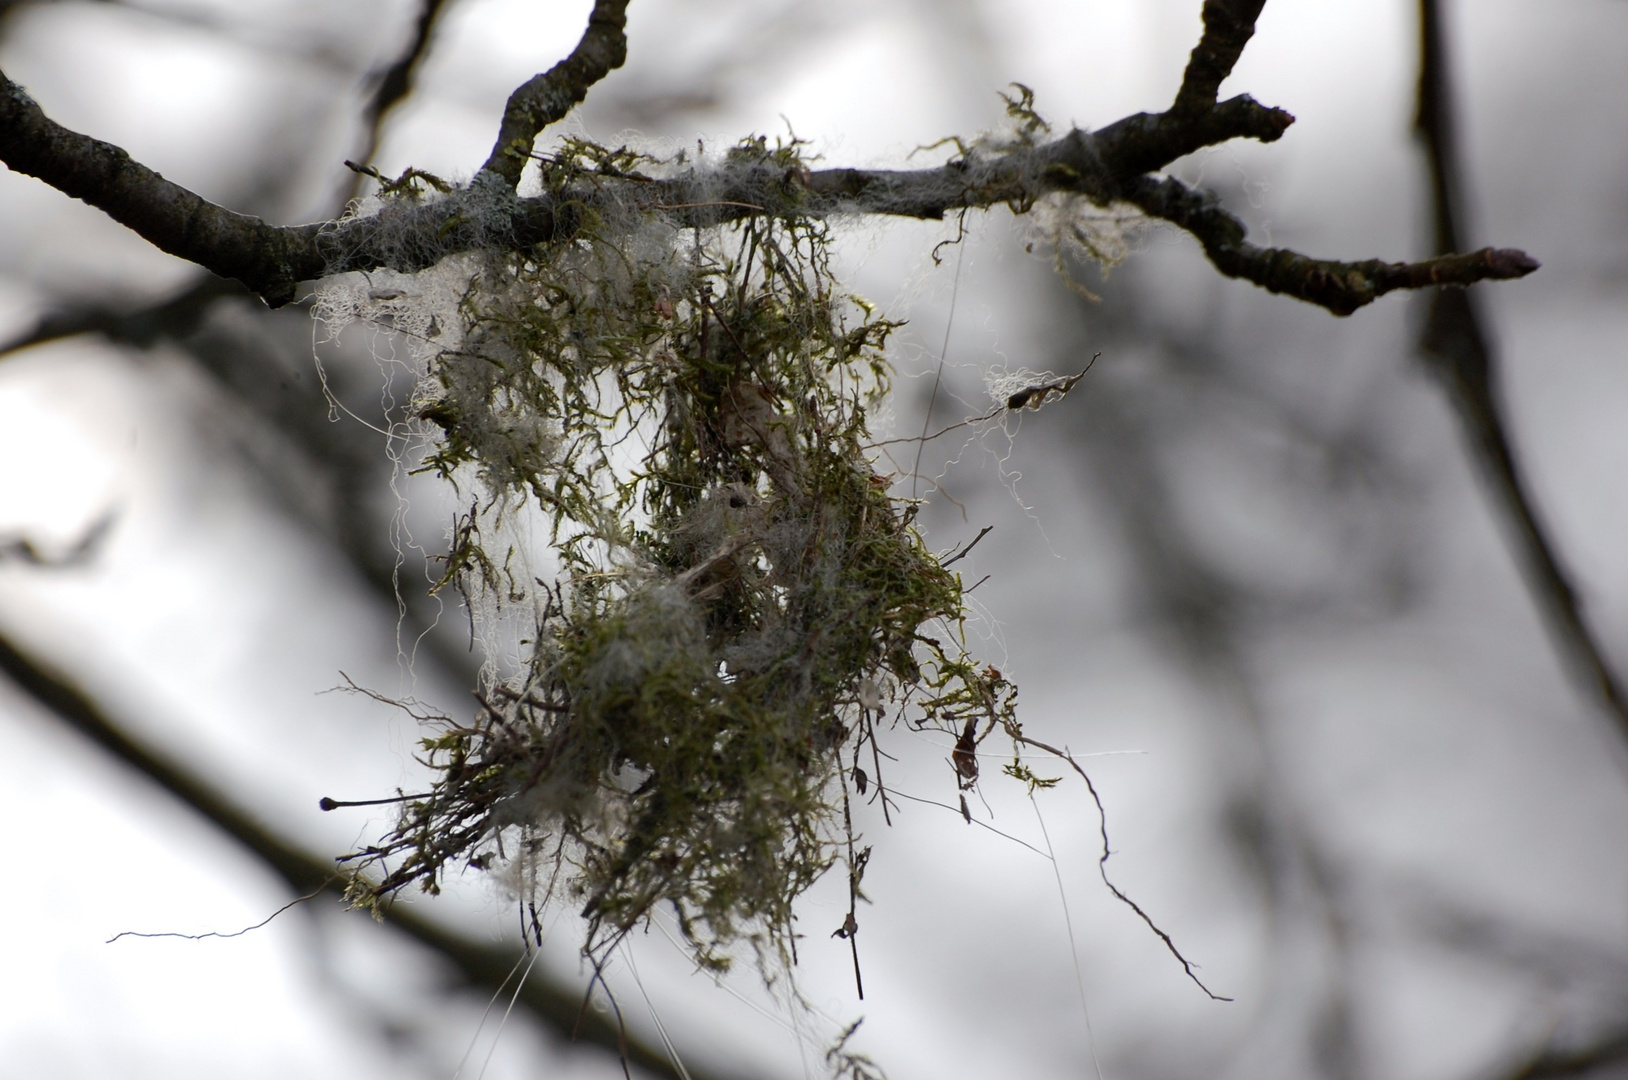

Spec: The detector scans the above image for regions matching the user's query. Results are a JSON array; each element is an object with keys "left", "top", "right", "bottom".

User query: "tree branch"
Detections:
[
  {"left": 1174, "top": 0, "right": 1269, "bottom": 114},
  {"left": 0, "top": 628, "right": 736, "bottom": 1080},
  {"left": 0, "top": 3, "right": 1538, "bottom": 315},
  {"left": 0, "top": 73, "right": 325, "bottom": 306},
  {"left": 1092, "top": 90, "right": 1294, "bottom": 178},
  {"left": 478, "top": 0, "right": 629, "bottom": 187},
  {"left": 1413, "top": 0, "right": 1628, "bottom": 738},
  {"left": 347, "top": 0, "right": 458, "bottom": 200},
  {"left": 0, "top": 273, "right": 244, "bottom": 356},
  {"left": 361, "top": 0, "right": 456, "bottom": 153},
  {"left": 1125, "top": 172, "right": 1537, "bottom": 316},
  {"left": 0, "top": 0, "right": 461, "bottom": 353}
]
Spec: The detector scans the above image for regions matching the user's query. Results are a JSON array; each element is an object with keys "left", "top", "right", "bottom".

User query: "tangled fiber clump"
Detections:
[{"left": 320, "top": 136, "right": 1019, "bottom": 973}]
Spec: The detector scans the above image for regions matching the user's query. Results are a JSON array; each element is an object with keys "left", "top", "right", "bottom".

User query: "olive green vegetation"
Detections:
[{"left": 338, "top": 136, "right": 1019, "bottom": 976}]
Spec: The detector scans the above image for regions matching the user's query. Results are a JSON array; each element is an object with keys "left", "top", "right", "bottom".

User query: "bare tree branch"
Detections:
[
  {"left": 1125, "top": 172, "right": 1535, "bottom": 316},
  {"left": 0, "top": 52, "right": 1536, "bottom": 318},
  {"left": 479, "top": 0, "right": 630, "bottom": 187},
  {"left": 0, "top": 628, "right": 741, "bottom": 1080},
  {"left": 1173, "top": 0, "right": 1269, "bottom": 114},
  {"left": 1091, "top": 88, "right": 1293, "bottom": 177},
  {"left": 0, "top": 274, "right": 243, "bottom": 356},
  {"left": 1413, "top": 0, "right": 1628, "bottom": 738},
  {"left": 0, "top": 1, "right": 1543, "bottom": 313},
  {"left": 360, "top": 0, "right": 455, "bottom": 152},
  {"left": 0, "top": 0, "right": 459, "bottom": 353},
  {"left": 0, "top": 73, "right": 326, "bottom": 306},
  {"left": 0, "top": 0, "right": 508, "bottom": 794}
]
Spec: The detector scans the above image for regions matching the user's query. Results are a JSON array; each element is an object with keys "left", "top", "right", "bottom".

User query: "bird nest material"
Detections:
[{"left": 322, "top": 136, "right": 1023, "bottom": 975}]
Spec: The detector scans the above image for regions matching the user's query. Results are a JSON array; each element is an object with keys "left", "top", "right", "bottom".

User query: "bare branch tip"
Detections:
[{"left": 1492, "top": 247, "right": 1541, "bottom": 276}]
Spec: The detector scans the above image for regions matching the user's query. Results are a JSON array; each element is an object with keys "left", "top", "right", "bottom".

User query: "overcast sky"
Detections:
[{"left": 3, "top": 3, "right": 1628, "bottom": 1079}]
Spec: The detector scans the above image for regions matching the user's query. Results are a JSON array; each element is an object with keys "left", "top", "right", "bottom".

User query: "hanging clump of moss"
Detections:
[{"left": 326, "top": 135, "right": 1018, "bottom": 975}]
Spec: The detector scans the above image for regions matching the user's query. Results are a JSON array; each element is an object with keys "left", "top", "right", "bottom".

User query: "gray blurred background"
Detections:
[{"left": 2, "top": 2, "right": 1626, "bottom": 1079}]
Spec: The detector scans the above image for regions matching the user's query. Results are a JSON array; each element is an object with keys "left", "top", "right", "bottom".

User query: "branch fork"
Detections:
[{"left": 0, "top": 0, "right": 1537, "bottom": 314}]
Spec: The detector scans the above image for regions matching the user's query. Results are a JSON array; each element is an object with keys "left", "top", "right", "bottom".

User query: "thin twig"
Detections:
[
  {"left": 1014, "top": 731, "right": 1232, "bottom": 1001},
  {"left": 882, "top": 787, "right": 1049, "bottom": 857},
  {"left": 318, "top": 792, "right": 434, "bottom": 810},
  {"left": 837, "top": 762, "right": 866, "bottom": 1000},
  {"left": 348, "top": 0, "right": 456, "bottom": 197},
  {"left": 861, "top": 710, "right": 895, "bottom": 826},
  {"left": 107, "top": 882, "right": 334, "bottom": 943},
  {"left": 865, "top": 405, "right": 1000, "bottom": 449},
  {"left": 941, "top": 525, "right": 993, "bottom": 568}
]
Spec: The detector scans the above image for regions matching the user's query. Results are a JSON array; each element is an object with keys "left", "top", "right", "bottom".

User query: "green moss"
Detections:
[{"left": 339, "top": 136, "right": 1017, "bottom": 975}]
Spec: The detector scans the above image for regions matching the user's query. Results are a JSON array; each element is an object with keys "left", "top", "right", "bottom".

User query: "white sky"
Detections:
[{"left": 2, "top": 2, "right": 1628, "bottom": 1079}]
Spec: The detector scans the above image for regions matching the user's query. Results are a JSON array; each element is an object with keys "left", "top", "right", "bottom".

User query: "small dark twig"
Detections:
[
  {"left": 348, "top": 0, "right": 456, "bottom": 196},
  {"left": 861, "top": 710, "right": 896, "bottom": 826},
  {"left": 866, "top": 405, "right": 1001, "bottom": 450},
  {"left": 478, "top": 0, "right": 630, "bottom": 187},
  {"left": 941, "top": 525, "right": 993, "bottom": 568},
  {"left": 837, "top": 762, "right": 866, "bottom": 1000},
  {"left": 1015, "top": 732, "right": 1232, "bottom": 1001},
  {"left": 107, "top": 882, "right": 333, "bottom": 943},
  {"left": 318, "top": 792, "right": 433, "bottom": 810}
]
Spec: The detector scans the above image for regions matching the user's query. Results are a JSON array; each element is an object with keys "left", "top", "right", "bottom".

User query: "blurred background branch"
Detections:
[
  {"left": 1, "top": 1, "right": 1625, "bottom": 1078},
  {"left": 1413, "top": 0, "right": 1628, "bottom": 745},
  {"left": 0, "top": 625, "right": 736, "bottom": 1080}
]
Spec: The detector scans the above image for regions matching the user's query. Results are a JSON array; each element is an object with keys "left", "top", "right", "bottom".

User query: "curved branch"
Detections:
[
  {"left": 1125, "top": 172, "right": 1538, "bottom": 315},
  {"left": 361, "top": 0, "right": 456, "bottom": 147},
  {"left": 0, "top": 65, "right": 1305, "bottom": 303},
  {"left": 478, "top": 0, "right": 630, "bottom": 187},
  {"left": 0, "top": 274, "right": 244, "bottom": 356},
  {"left": 347, "top": 0, "right": 458, "bottom": 201},
  {"left": 0, "top": 1, "right": 1538, "bottom": 317},
  {"left": 0, "top": 628, "right": 733, "bottom": 1080},
  {"left": 0, "top": 73, "right": 325, "bottom": 306}
]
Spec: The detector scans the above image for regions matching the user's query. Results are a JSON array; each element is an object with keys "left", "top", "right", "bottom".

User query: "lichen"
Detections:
[
  {"left": 966, "top": 84, "right": 1146, "bottom": 297},
  {"left": 326, "top": 135, "right": 1019, "bottom": 977}
]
